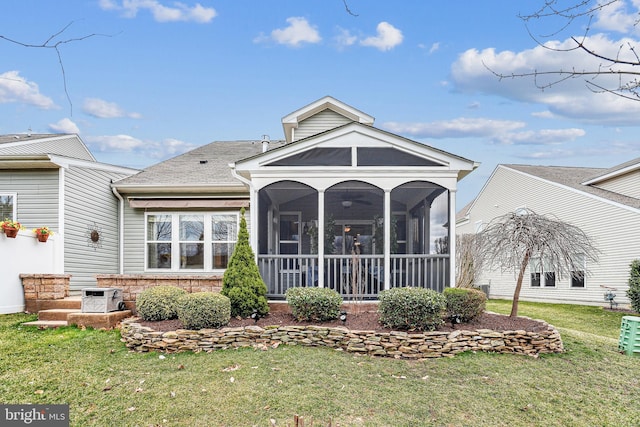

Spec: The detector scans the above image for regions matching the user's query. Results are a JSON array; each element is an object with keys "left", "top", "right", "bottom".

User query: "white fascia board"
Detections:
[{"left": 112, "top": 183, "right": 248, "bottom": 194}]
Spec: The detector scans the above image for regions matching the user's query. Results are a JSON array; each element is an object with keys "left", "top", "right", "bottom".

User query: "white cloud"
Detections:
[
  {"left": 83, "top": 98, "right": 141, "bottom": 119},
  {"left": 594, "top": 0, "right": 640, "bottom": 34},
  {"left": 429, "top": 42, "right": 440, "bottom": 54},
  {"left": 48, "top": 118, "right": 80, "bottom": 134},
  {"left": 257, "top": 17, "right": 321, "bottom": 47},
  {"left": 86, "top": 134, "right": 196, "bottom": 159},
  {"left": 493, "top": 128, "right": 586, "bottom": 145},
  {"left": 451, "top": 33, "right": 640, "bottom": 125},
  {"left": 335, "top": 27, "right": 357, "bottom": 49},
  {"left": 0, "top": 71, "right": 55, "bottom": 109},
  {"left": 360, "top": 22, "right": 403, "bottom": 51},
  {"left": 99, "top": 0, "right": 216, "bottom": 23},
  {"left": 383, "top": 117, "right": 526, "bottom": 139}
]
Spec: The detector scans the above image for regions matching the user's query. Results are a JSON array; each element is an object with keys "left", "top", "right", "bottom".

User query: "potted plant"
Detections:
[
  {"left": 1, "top": 219, "right": 23, "bottom": 238},
  {"left": 33, "top": 226, "right": 54, "bottom": 243}
]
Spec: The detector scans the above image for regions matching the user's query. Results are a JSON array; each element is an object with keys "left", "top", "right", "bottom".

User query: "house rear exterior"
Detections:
[
  {"left": 113, "top": 97, "right": 479, "bottom": 299},
  {"left": 457, "top": 162, "right": 640, "bottom": 306}
]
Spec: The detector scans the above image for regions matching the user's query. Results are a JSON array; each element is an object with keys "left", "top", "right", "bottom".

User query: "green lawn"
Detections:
[{"left": 1, "top": 301, "right": 639, "bottom": 426}]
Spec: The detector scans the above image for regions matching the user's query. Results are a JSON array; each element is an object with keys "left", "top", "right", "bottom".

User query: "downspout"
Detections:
[
  {"left": 229, "top": 163, "right": 258, "bottom": 260},
  {"left": 111, "top": 183, "right": 125, "bottom": 274}
]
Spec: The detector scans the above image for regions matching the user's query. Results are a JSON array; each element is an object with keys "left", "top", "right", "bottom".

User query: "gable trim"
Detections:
[{"left": 581, "top": 160, "right": 640, "bottom": 186}]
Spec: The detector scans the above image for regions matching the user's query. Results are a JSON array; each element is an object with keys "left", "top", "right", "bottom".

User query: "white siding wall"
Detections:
[
  {"left": 122, "top": 206, "right": 251, "bottom": 274},
  {"left": 458, "top": 166, "right": 640, "bottom": 306},
  {"left": 0, "top": 169, "right": 59, "bottom": 227},
  {"left": 0, "top": 136, "right": 94, "bottom": 161},
  {"left": 294, "top": 110, "right": 352, "bottom": 141},
  {"left": 64, "top": 167, "right": 131, "bottom": 290},
  {"left": 593, "top": 170, "right": 640, "bottom": 199}
]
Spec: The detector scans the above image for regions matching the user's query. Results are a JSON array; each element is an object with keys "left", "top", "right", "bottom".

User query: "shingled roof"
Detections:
[{"left": 114, "top": 139, "right": 286, "bottom": 188}]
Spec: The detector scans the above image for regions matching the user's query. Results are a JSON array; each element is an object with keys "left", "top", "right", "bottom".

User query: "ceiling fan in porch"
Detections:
[{"left": 340, "top": 193, "right": 371, "bottom": 208}]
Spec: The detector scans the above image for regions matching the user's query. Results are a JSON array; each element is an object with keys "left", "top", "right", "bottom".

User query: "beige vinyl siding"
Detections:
[
  {"left": 0, "top": 169, "right": 59, "bottom": 227},
  {"left": 592, "top": 170, "right": 640, "bottom": 199},
  {"left": 122, "top": 205, "right": 251, "bottom": 274},
  {"left": 0, "top": 135, "right": 94, "bottom": 161},
  {"left": 64, "top": 166, "right": 131, "bottom": 290},
  {"left": 458, "top": 166, "right": 640, "bottom": 306},
  {"left": 294, "top": 110, "right": 352, "bottom": 141}
]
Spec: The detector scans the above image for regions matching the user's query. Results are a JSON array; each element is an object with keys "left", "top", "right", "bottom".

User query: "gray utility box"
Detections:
[{"left": 81, "top": 288, "right": 125, "bottom": 313}]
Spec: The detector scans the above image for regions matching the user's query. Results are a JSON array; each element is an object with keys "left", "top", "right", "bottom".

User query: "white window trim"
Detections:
[
  {"left": 570, "top": 253, "right": 587, "bottom": 289},
  {"left": 0, "top": 192, "right": 17, "bottom": 220},
  {"left": 529, "top": 257, "right": 557, "bottom": 288},
  {"left": 144, "top": 211, "right": 239, "bottom": 272}
]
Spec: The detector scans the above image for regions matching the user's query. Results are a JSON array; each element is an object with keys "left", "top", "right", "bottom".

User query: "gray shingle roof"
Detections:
[
  {"left": 115, "top": 140, "right": 286, "bottom": 187},
  {"left": 0, "top": 134, "right": 63, "bottom": 144},
  {"left": 505, "top": 164, "right": 640, "bottom": 209}
]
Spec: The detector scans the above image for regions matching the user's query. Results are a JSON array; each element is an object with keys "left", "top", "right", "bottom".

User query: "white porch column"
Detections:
[
  {"left": 384, "top": 189, "right": 391, "bottom": 290},
  {"left": 448, "top": 188, "right": 457, "bottom": 288},
  {"left": 317, "top": 190, "right": 325, "bottom": 288},
  {"left": 250, "top": 187, "right": 260, "bottom": 262}
]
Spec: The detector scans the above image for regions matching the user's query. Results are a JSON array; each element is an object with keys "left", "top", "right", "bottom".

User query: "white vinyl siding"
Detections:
[
  {"left": 591, "top": 170, "right": 640, "bottom": 199},
  {"left": 458, "top": 166, "right": 640, "bottom": 306},
  {"left": 64, "top": 166, "right": 131, "bottom": 290},
  {"left": 294, "top": 109, "right": 352, "bottom": 141}
]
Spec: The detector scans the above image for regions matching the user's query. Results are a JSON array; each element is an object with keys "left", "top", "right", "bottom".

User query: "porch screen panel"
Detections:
[
  {"left": 212, "top": 214, "right": 237, "bottom": 269},
  {"left": 179, "top": 215, "right": 204, "bottom": 269},
  {"left": 147, "top": 214, "right": 172, "bottom": 269},
  {"left": 268, "top": 148, "right": 351, "bottom": 166},
  {"left": 358, "top": 147, "right": 441, "bottom": 166}
]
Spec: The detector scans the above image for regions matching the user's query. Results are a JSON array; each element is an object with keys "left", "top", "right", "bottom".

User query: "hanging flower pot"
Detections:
[
  {"left": 33, "top": 226, "right": 54, "bottom": 243},
  {"left": 1, "top": 219, "right": 22, "bottom": 239}
]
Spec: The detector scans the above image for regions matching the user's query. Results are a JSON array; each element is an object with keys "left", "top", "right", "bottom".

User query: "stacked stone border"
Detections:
[{"left": 120, "top": 317, "right": 564, "bottom": 359}]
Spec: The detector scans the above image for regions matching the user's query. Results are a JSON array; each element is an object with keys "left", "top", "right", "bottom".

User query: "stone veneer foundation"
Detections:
[
  {"left": 121, "top": 318, "right": 564, "bottom": 359},
  {"left": 96, "top": 274, "right": 223, "bottom": 312}
]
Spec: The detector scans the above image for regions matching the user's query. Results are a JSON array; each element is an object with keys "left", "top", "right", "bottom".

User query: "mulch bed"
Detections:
[{"left": 136, "top": 310, "right": 550, "bottom": 333}]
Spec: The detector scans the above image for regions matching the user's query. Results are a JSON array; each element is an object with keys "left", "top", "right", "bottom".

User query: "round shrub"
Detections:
[
  {"left": 177, "top": 292, "right": 231, "bottom": 330},
  {"left": 136, "top": 285, "right": 187, "bottom": 321},
  {"left": 378, "top": 287, "right": 446, "bottom": 331},
  {"left": 444, "top": 287, "right": 487, "bottom": 323},
  {"left": 285, "top": 287, "right": 343, "bottom": 321}
]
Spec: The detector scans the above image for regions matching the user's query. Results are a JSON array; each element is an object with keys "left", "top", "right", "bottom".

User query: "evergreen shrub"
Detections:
[
  {"left": 378, "top": 287, "right": 446, "bottom": 331},
  {"left": 627, "top": 259, "right": 640, "bottom": 313},
  {"left": 136, "top": 285, "right": 187, "bottom": 321},
  {"left": 444, "top": 287, "right": 486, "bottom": 323},
  {"left": 177, "top": 292, "right": 231, "bottom": 329},
  {"left": 285, "top": 287, "right": 343, "bottom": 321}
]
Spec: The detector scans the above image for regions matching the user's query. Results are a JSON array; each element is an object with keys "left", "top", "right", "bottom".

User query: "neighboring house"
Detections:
[
  {"left": 0, "top": 134, "right": 139, "bottom": 294},
  {"left": 457, "top": 161, "right": 640, "bottom": 306},
  {"left": 113, "top": 97, "right": 479, "bottom": 299}
]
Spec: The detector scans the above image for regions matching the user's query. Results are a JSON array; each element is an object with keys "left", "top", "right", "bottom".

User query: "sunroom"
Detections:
[{"left": 232, "top": 109, "right": 477, "bottom": 300}]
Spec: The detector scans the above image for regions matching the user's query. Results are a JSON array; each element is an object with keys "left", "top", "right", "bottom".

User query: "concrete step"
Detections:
[
  {"left": 34, "top": 297, "right": 82, "bottom": 311},
  {"left": 22, "top": 320, "right": 68, "bottom": 329},
  {"left": 38, "top": 308, "right": 80, "bottom": 321}
]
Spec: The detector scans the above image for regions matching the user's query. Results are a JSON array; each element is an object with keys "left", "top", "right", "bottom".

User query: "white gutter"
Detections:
[{"left": 111, "top": 183, "right": 125, "bottom": 274}]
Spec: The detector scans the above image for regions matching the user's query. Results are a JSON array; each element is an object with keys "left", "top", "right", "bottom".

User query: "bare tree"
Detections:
[
  {"left": 477, "top": 209, "right": 598, "bottom": 317},
  {"left": 455, "top": 234, "right": 483, "bottom": 288},
  {"left": 489, "top": 0, "right": 640, "bottom": 101}
]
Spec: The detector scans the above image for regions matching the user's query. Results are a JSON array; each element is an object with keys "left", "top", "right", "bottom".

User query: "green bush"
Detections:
[
  {"left": 627, "top": 259, "right": 640, "bottom": 313},
  {"left": 378, "top": 287, "right": 446, "bottom": 331},
  {"left": 444, "top": 287, "right": 486, "bottom": 323},
  {"left": 136, "top": 286, "right": 187, "bottom": 321},
  {"left": 221, "top": 208, "right": 269, "bottom": 318},
  {"left": 285, "top": 287, "right": 343, "bottom": 321},
  {"left": 177, "top": 292, "right": 231, "bottom": 330}
]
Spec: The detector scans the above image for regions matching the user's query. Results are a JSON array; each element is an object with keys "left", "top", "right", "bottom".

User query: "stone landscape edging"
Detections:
[{"left": 120, "top": 317, "right": 564, "bottom": 359}]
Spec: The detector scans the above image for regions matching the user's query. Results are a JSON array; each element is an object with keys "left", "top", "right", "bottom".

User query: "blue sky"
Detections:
[{"left": 2, "top": 1, "right": 640, "bottom": 207}]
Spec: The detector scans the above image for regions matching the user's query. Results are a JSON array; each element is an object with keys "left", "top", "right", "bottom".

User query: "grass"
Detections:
[{"left": 1, "top": 302, "right": 639, "bottom": 426}]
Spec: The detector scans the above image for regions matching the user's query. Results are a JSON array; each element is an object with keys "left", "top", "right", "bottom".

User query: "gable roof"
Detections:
[
  {"left": 504, "top": 164, "right": 640, "bottom": 209},
  {"left": 113, "top": 139, "right": 286, "bottom": 193},
  {"left": 0, "top": 134, "right": 95, "bottom": 162},
  {"left": 281, "top": 96, "right": 375, "bottom": 143},
  {"left": 581, "top": 156, "right": 640, "bottom": 185}
]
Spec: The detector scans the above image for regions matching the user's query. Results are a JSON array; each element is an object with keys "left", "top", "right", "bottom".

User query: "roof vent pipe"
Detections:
[{"left": 261, "top": 135, "right": 270, "bottom": 152}]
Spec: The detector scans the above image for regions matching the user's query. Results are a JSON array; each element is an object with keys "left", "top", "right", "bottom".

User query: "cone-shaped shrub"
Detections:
[
  {"left": 221, "top": 208, "right": 269, "bottom": 317},
  {"left": 627, "top": 259, "right": 640, "bottom": 313}
]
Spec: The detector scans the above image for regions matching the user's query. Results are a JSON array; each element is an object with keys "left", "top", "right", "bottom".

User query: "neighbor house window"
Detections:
[
  {"left": 0, "top": 193, "right": 16, "bottom": 220},
  {"left": 146, "top": 212, "right": 238, "bottom": 271},
  {"left": 570, "top": 254, "right": 586, "bottom": 288},
  {"left": 530, "top": 257, "right": 556, "bottom": 288}
]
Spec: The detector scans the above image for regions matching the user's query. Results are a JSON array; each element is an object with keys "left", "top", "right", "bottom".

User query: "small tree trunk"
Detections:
[{"left": 510, "top": 250, "right": 530, "bottom": 318}]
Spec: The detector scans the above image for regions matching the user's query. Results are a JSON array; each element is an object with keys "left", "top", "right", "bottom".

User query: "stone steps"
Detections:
[{"left": 22, "top": 297, "right": 132, "bottom": 329}]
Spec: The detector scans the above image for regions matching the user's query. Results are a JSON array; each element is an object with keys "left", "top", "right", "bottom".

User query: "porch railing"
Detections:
[{"left": 258, "top": 254, "right": 449, "bottom": 300}]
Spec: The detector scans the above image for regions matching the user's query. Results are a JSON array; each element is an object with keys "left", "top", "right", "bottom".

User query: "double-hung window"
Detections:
[
  {"left": 0, "top": 193, "right": 17, "bottom": 220},
  {"left": 530, "top": 257, "right": 556, "bottom": 288},
  {"left": 570, "top": 254, "right": 586, "bottom": 288},
  {"left": 146, "top": 212, "right": 238, "bottom": 271}
]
